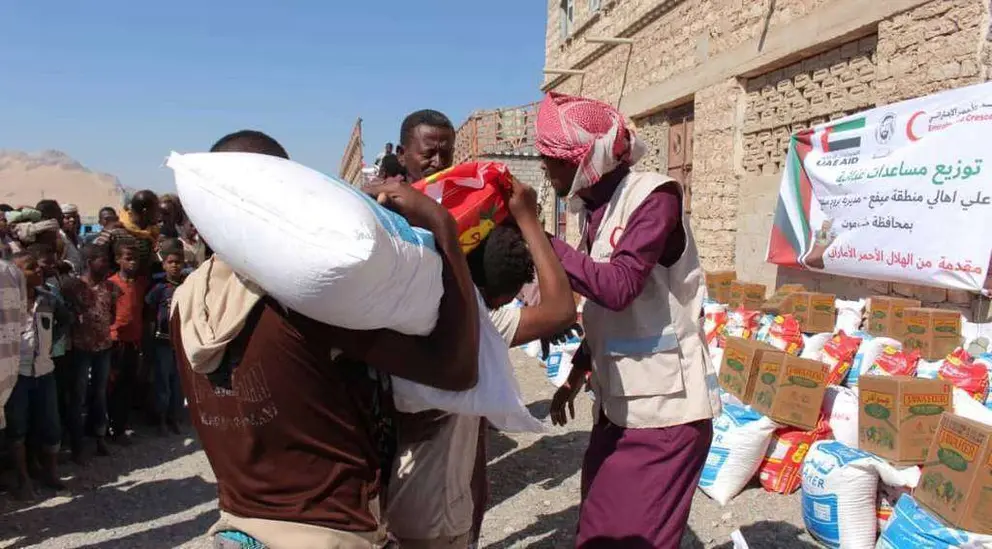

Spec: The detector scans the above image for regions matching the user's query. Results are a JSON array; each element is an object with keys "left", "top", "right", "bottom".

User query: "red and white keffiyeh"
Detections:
[{"left": 535, "top": 92, "right": 646, "bottom": 197}]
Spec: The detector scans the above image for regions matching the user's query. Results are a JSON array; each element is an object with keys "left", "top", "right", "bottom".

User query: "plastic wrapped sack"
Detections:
[
  {"left": 863, "top": 346, "right": 921, "bottom": 377},
  {"left": 877, "top": 494, "right": 992, "bottom": 548},
  {"left": 801, "top": 333, "right": 832, "bottom": 360},
  {"left": 168, "top": 151, "right": 443, "bottom": 335},
  {"left": 849, "top": 335, "right": 901, "bottom": 386},
  {"left": 768, "top": 315, "right": 804, "bottom": 355},
  {"left": 704, "top": 303, "right": 728, "bottom": 349},
  {"left": 755, "top": 313, "right": 776, "bottom": 344},
  {"left": 544, "top": 337, "right": 580, "bottom": 388},
  {"left": 939, "top": 348, "right": 990, "bottom": 402},
  {"left": 823, "top": 385, "right": 860, "bottom": 448},
  {"left": 952, "top": 387, "right": 992, "bottom": 426},
  {"left": 822, "top": 331, "right": 863, "bottom": 385},
  {"left": 758, "top": 419, "right": 832, "bottom": 494},
  {"left": 724, "top": 308, "right": 761, "bottom": 340},
  {"left": 835, "top": 299, "right": 866, "bottom": 335},
  {"left": 801, "top": 440, "right": 920, "bottom": 549},
  {"left": 699, "top": 403, "right": 777, "bottom": 505},
  {"left": 918, "top": 358, "right": 942, "bottom": 380},
  {"left": 392, "top": 292, "right": 544, "bottom": 433},
  {"left": 412, "top": 161, "right": 512, "bottom": 254}
]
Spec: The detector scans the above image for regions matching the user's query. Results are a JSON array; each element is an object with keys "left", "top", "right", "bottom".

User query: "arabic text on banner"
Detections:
[{"left": 766, "top": 81, "right": 992, "bottom": 292}]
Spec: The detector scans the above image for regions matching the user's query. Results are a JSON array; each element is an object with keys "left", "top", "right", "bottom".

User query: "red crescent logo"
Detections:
[
  {"left": 906, "top": 110, "right": 925, "bottom": 142},
  {"left": 609, "top": 226, "right": 624, "bottom": 248}
]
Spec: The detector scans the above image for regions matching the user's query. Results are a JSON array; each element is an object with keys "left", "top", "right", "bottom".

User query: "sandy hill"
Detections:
[{"left": 0, "top": 150, "right": 126, "bottom": 219}]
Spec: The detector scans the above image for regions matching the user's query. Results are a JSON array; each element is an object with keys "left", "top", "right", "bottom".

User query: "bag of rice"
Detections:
[
  {"left": 877, "top": 494, "right": 992, "bottom": 548},
  {"left": 938, "top": 348, "right": 990, "bottom": 402},
  {"left": 835, "top": 299, "right": 866, "bottom": 335},
  {"left": 800, "top": 440, "right": 920, "bottom": 548},
  {"left": 699, "top": 403, "right": 777, "bottom": 505},
  {"left": 168, "top": 151, "right": 442, "bottom": 335},
  {"left": 952, "top": 387, "right": 992, "bottom": 426},
  {"left": 758, "top": 419, "right": 832, "bottom": 494},
  {"left": 848, "top": 335, "right": 901, "bottom": 387},
  {"left": 768, "top": 315, "right": 804, "bottom": 355},
  {"left": 801, "top": 333, "right": 833, "bottom": 360},
  {"left": 723, "top": 308, "right": 761, "bottom": 340},
  {"left": 822, "top": 331, "right": 864, "bottom": 385},
  {"left": 863, "top": 346, "right": 921, "bottom": 377},
  {"left": 822, "top": 385, "right": 860, "bottom": 448}
]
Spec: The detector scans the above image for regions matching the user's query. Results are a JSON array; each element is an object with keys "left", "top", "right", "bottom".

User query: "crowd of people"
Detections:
[
  {"left": 0, "top": 191, "right": 204, "bottom": 500},
  {"left": 1, "top": 91, "right": 720, "bottom": 549}
]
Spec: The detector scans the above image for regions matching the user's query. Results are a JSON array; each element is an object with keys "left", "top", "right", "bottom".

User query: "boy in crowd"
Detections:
[
  {"left": 6, "top": 251, "right": 69, "bottom": 498},
  {"left": 145, "top": 241, "right": 186, "bottom": 435},
  {"left": 386, "top": 177, "right": 576, "bottom": 547},
  {"left": 64, "top": 244, "right": 117, "bottom": 458},
  {"left": 107, "top": 241, "right": 148, "bottom": 445}
]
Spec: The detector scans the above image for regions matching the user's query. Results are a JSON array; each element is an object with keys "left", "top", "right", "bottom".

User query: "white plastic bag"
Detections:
[
  {"left": 835, "top": 299, "right": 866, "bottom": 335},
  {"left": 699, "top": 403, "right": 776, "bottom": 505},
  {"left": 391, "top": 293, "right": 545, "bottom": 433},
  {"left": 953, "top": 387, "right": 992, "bottom": 426},
  {"left": 877, "top": 494, "right": 992, "bottom": 548},
  {"left": 168, "top": 151, "right": 443, "bottom": 335},
  {"left": 822, "top": 385, "right": 860, "bottom": 448},
  {"left": 801, "top": 333, "right": 832, "bottom": 360},
  {"left": 801, "top": 441, "right": 919, "bottom": 549},
  {"left": 848, "top": 335, "right": 901, "bottom": 386}
]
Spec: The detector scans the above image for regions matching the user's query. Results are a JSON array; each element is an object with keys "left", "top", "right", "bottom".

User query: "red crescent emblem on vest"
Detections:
[{"left": 609, "top": 226, "right": 624, "bottom": 249}]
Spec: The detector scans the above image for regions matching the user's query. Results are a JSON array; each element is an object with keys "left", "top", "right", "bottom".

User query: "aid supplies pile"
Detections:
[
  {"left": 169, "top": 152, "right": 543, "bottom": 433},
  {"left": 168, "top": 151, "right": 443, "bottom": 335},
  {"left": 700, "top": 269, "right": 992, "bottom": 545}
]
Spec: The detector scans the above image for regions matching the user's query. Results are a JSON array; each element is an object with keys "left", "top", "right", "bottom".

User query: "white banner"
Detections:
[{"left": 767, "top": 82, "right": 992, "bottom": 291}]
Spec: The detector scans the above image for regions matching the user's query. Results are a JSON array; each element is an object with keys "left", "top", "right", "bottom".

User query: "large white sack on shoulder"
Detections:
[
  {"left": 391, "top": 292, "right": 545, "bottom": 433},
  {"left": 801, "top": 440, "right": 919, "bottom": 549},
  {"left": 835, "top": 299, "right": 866, "bottom": 334},
  {"left": 822, "top": 385, "right": 860, "bottom": 448},
  {"left": 699, "top": 403, "right": 776, "bottom": 506},
  {"left": 168, "top": 151, "right": 443, "bottom": 335}
]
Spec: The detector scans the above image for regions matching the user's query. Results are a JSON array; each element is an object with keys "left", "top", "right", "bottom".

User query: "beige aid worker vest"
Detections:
[{"left": 582, "top": 171, "right": 722, "bottom": 429}]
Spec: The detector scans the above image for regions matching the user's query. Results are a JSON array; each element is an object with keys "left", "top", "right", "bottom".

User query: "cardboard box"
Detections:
[
  {"left": 760, "top": 284, "right": 806, "bottom": 315},
  {"left": 867, "top": 296, "right": 922, "bottom": 338},
  {"left": 728, "top": 281, "right": 766, "bottom": 310},
  {"left": 786, "top": 292, "right": 837, "bottom": 333},
  {"left": 903, "top": 308, "right": 962, "bottom": 360},
  {"left": 858, "top": 375, "right": 953, "bottom": 465},
  {"left": 705, "top": 271, "right": 736, "bottom": 304},
  {"left": 748, "top": 354, "right": 826, "bottom": 430},
  {"left": 915, "top": 413, "right": 992, "bottom": 535},
  {"left": 718, "top": 337, "right": 778, "bottom": 403}
]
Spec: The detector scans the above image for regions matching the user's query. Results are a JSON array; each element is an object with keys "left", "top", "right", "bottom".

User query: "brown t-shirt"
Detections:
[{"left": 173, "top": 298, "right": 394, "bottom": 532}]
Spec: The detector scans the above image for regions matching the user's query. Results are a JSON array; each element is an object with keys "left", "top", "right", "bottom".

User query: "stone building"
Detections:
[{"left": 543, "top": 0, "right": 992, "bottom": 317}]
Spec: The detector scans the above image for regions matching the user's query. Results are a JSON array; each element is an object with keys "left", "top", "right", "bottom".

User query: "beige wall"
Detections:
[{"left": 544, "top": 0, "right": 992, "bottom": 317}]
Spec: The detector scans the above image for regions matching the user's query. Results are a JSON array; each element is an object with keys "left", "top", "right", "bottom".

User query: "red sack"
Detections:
[
  {"left": 820, "top": 331, "right": 863, "bottom": 385},
  {"left": 867, "top": 346, "right": 921, "bottom": 377},
  {"left": 938, "top": 347, "right": 990, "bottom": 402},
  {"left": 758, "top": 419, "right": 832, "bottom": 494},
  {"left": 412, "top": 161, "right": 513, "bottom": 253},
  {"left": 768, "top": 315, "right": 804, "bottom": 355}
]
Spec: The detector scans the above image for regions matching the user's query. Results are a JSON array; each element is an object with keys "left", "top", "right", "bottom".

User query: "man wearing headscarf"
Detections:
[{"left": 535, "top": 92, "right": 720, "bottom": 548}]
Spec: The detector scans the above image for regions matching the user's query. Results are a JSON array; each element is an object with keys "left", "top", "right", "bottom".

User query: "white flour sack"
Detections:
[
  {"left": 699, "top": 403, "right": 776, "bottom": 505},
  {"left": 167, "top": 151, "right": 443, "bottom": 335},
  {"left": 822, "top": 385, "right": 859, "bottom": 448},
  {"left": 391, "top": 292, "right": 545, "bottom": 434},
  {"left": 801, "top": 441, "right": 920, "bottom": 549}
]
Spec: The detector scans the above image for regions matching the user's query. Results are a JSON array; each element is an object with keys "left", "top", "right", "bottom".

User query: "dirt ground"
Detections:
[{"left": 0, "top": 351, "right": 817, "bottom": 548}]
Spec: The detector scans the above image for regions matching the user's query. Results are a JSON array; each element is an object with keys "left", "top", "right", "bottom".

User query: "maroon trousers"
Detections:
[{"left": 576, "top": 415, "right": 712, "bottom": 549}]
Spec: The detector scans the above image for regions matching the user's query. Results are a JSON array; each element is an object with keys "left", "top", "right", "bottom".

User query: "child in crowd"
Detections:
[
  {"left": 145, "top": 241, "right": 186, "bottom": 435},
  {"left": 27, "top": 242, "right": 77, "bottom": 460},
  {"left": 107, "top": 241, "right": 148, "bottom": 445},
  {"left": 6, "top": 252, "right": 70, "bottom": 499},
  {"left": 64, "top": 244, "right": 118, "bottom": 458}
]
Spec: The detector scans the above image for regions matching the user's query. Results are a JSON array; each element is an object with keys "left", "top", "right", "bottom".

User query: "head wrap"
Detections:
[
  {"left": 535, "top": 92, "right": 647, "bottom": 197},
  {"left": 61, "top": 203, "right": 78, "bottom": 215},
  {"left": 13, "top": 219, "right": 59, "bottom": 244}
]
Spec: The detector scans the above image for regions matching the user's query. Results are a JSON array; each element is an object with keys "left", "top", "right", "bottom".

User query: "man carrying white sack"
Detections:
[{"left": 171, "top": 130, "right": 481, "bottom": 549}]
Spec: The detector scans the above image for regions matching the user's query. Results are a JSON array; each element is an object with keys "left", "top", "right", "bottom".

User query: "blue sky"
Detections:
[{"left": 0, "top": 1, "right": 547, "bottom": 192}]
